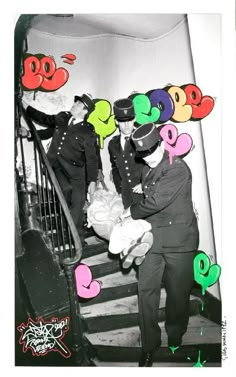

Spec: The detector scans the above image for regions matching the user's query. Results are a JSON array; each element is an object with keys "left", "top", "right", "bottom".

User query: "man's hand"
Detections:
[
  {"left": 132, "top": 183, "right": 143, "bottom": 194},
  {"left": 87, "top": 181, "right": 96, "bottom": 203},
  {"left": 18, "top": 127, "right": 31, "bottom": 138},
  {"left": 120, "top": 207, "right": 131, "bottom": 220}
]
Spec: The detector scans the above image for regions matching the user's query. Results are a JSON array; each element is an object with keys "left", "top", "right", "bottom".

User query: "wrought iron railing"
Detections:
[
  {"left": 15, "top": 101, "right": 95, "bottom": 365},
  {"left": 17, "top": 104, "right": 83, "bottom": 264}
]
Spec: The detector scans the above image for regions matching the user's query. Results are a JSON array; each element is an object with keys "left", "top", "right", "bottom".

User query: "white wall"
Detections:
[
  {"left": 19, "top": 16, "right": 220, "bottom": 298},
  {"left": 187, "top": 14, "right": 221, "bottom": 298}
]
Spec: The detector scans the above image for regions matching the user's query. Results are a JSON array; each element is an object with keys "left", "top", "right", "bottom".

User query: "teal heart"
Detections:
[{"left": 194, "top": 252, "right": 221, "bottom": 295}]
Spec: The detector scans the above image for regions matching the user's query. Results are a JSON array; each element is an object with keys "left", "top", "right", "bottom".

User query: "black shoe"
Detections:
[
  {"left": 168, "top": 337, "right": 182, "bottom": 348},
  {"left": 139, "top": 351, "right": 153, "bottom": 367}
]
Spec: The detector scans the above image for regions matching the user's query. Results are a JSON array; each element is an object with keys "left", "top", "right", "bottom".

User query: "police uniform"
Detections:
[
  {"left": 26, "top": 95, "right": 99, "bottom": 243},
  {"left": 108, "top": 98, "right": 144, "bottom": 209},
  {"left": 130, "top": 123, "right": 199, "bottom": 359}
]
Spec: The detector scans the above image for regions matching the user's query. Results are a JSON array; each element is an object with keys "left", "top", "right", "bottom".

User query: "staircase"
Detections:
[
  {"left": 14, "top": 21, "right": 221, "bottom": 367},
  {"left": 16, "top": 217, "right": 221, "bottom": 366},
  {"left": 15, "top": 106, "right": 221, "bottom": 367}
]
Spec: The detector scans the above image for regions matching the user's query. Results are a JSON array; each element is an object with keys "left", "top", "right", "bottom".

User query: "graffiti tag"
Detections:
[{"left": 17, "top": 317, "right": 71, "bottom": 358}]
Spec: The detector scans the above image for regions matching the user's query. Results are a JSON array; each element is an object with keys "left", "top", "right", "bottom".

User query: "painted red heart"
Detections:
[
  {"left": 22, "top": 56, "right": 44, "bottom": 90},
  {"left": 75, "top": 264, "right": 101, "bottom": 299},
  {"left": 41, "top": 68, "right": 69, "bottom": 91},
  {"left": 191, "top": 96, "right": 214, "bottom": 120}
]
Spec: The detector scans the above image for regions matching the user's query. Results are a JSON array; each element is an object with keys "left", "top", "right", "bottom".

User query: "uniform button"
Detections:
[
  {"left": 58, "top": 147, "right": 61, "bottom": 150},
  {"left": 57, "top": 152, "right": 60, "bottom": 155},
  {"left": 122, "top": 155, "right": 125, "bottom": 157},
  {"left": 125, "top": 160, "right": 128, "bottom": 163},
  {"left": 75, "top": 137, "right": 78, "bottom": 140},
  {"left": 146, "top": 195, "right": 149, "bottom": 198},
  {"left": 125, "top": 167, "right": 129, "bottom": 170},
  {"left": 60, "top": 142, "right": 63, "bottom": 145},
  {"left": 128, "top": 179, "right": 131, "bottom": 183},
  {"left": 169, "top": 221, "right": 172, "bottom": 225},
  {"left": 130, "top": 153, "right": 133, "bottom": 156},
  {"left": 144, "top": 185, "right": 147, "bottom": 188},
  {"left": 127, "top": 173, "right": 130, "bottom": 176},
  {"left": 62, "top": 137, "right": 65, "bottom": 140},
  {"left": 64, "top": 132, "right": 66, "bottom": 135}
]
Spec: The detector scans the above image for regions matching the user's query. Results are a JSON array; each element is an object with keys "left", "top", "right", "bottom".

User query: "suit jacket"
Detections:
[
  {"left": 27, "top": 106, "right": 101, "bottom": 182},
  {"left": 108, "top": 135, "right": 145, "bottom": 208},
  {"left": 130, "top": 152, "right": 199, "bottom": 253}
]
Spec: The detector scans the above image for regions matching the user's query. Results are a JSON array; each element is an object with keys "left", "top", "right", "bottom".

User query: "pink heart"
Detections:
[
  {"left": 160, "top": 124, "right": 193, "bottom": 164},
  {"left": 172, "top": 133, "right": 193, "bottom": 156},
  {"left": 75, "top": 264, "right": 101, "bottom": 299}
]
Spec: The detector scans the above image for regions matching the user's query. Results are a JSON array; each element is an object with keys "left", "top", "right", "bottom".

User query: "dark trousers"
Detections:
[
  {"left": 53, "top": 165, "right": 86, "bottom": 243},
  {"left": 138, "top": 251, "right": 196, "bottom": 352}
]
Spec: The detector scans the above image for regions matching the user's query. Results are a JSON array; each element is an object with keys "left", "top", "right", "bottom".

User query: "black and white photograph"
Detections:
[{"left": 2, "top": 0, "right": 235, "bottom": 372}]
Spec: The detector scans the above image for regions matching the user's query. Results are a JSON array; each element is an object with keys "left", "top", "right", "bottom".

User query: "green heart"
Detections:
[
  {"left": 133, "top": 94, "right": 160, "bottom": 124},
  {"left": 194, "top": 252, "right": 221, "bottom": 295}
]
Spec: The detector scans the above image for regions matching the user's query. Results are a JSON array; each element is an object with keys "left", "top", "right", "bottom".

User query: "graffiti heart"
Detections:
[{"left": 74, "top": 263, "right": 101, "bottom": 299}]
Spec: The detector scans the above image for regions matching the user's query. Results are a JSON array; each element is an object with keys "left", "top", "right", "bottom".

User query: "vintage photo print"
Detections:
[{"left": 11, "top": 3, "right": 235, "bottom": 371}]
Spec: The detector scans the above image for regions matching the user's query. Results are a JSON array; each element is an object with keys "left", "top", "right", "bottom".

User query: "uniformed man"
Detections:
[
  {"left": 108, "top": 98, "right": 145, "bottom": 209},
  {"left": 20, "top": 94, "right": 101, "bottom": 245},
  {"left": 121, "top": 122, "right": 199, "bottom": 366}
]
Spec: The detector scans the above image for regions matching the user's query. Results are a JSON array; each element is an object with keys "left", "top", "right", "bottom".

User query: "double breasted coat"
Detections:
[
  {"left": 108, "top": 135, "right": 145, "bottom": 208},
  {"left": 26, "top": 105, "right": 101, "bottom": 243},
  {"left": 130, "top": 152, "right": 199, "bottom": 253},
  {"left": 26, "top": 106, "right": 100, "bottom": 182},
  {"left": 130, "top": 152, "right": 199, "bottom": 352}
]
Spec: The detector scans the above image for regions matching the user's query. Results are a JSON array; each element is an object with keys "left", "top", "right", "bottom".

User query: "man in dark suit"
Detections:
[
  {"left": 20, "top": 94, "right": 101, "bottom": 245},
  {"left": 108, "top": 98, "right": 145, "bottom": 209},
  {"left": 121, "top": 122, "right": 199, "bottom": 366}
]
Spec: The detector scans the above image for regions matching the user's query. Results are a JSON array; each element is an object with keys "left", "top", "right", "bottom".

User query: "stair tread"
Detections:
[
  {"left": 94, "top": 343, "right": 221, "bottom": 364},
  {"left": 86, "top": 315, "right": 221, "bottom": 347},
  {"left": 97, "top": 270, "right": 138, "bottom": 289},
  {"left": 82, "top": 252, "right": 115, "bottom": 266},
  {"left": 81, "top": 290, "right": 197, "bottom": 318}
]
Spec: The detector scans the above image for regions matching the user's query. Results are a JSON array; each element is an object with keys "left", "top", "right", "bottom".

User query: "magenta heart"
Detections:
[{"left": 75, "top": 264, "right": 101, "bottom": 299}]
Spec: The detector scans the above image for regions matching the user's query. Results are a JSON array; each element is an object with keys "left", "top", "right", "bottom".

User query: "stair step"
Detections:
[
  {"left": 83, "top": 298, "right": 201, "bottom": 333},
  {"left": 95, "top": 343, "right": 221, "bottom": 364},
  {"left": 80, "top": 282, "right": 138, "bottom": 306},
  {"left": 82, "top": 241, "right": 108, "bottom": 259},
  {"left": 81, "top": 295, "right": 138, "bottom": 317},
  {"left": 81, "top": 290, "right": 196, "bottom": 318},
  {"left": 86, "top": 315, "right": 221, "bottom": 348},
  {"left": 81, "top": 251, "right": 115, "bottom": 266},
  {"left": 90, "top": 260, "right": 121, "bottom": 279},
  {"left": 99, "top": 270, "right": 138, "bottom": 289}
]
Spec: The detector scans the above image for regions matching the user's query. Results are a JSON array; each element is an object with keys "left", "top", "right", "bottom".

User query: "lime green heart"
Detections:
[{"left": 88, "top": 100, "right": 116, "bottom": 148}]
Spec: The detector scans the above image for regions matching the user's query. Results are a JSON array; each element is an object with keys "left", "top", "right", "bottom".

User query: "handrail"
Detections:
[{"left": 20, "top": 103, "right": 83, "bottom": 265}]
